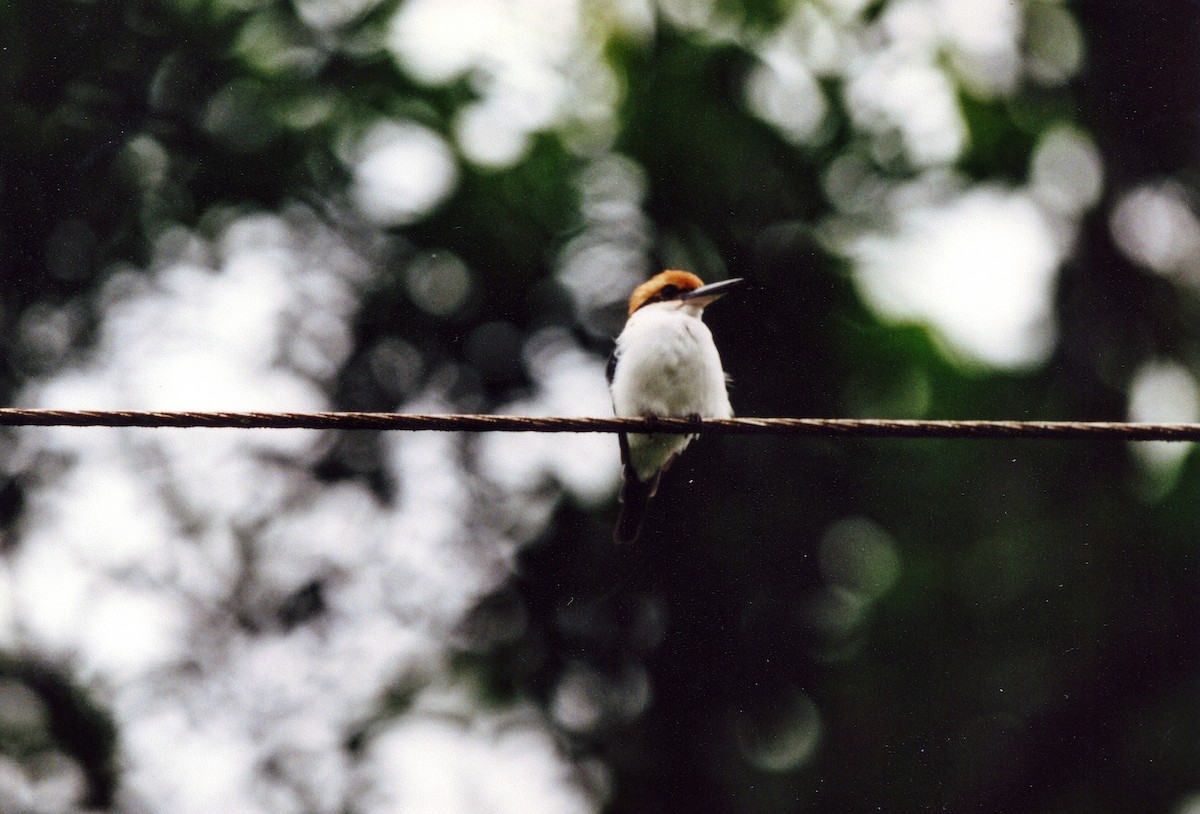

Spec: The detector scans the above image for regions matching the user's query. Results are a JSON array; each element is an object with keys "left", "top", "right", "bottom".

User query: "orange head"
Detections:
[{"left": 627, "top": 270, "right": 744, "bottom": 317}]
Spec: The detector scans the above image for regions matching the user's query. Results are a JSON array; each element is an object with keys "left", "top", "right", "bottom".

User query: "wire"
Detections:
[{"left": 0, "top": 409, "right": 1197, "bottom": 440}]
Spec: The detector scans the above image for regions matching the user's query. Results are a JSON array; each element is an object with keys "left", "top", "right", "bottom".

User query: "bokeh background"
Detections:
[{"left": 1, "top": 0, "right": 1199, "bottom": 812}]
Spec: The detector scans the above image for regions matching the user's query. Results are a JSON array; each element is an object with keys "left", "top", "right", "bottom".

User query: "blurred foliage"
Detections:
[{"left": 2, "top": 0, "right": 1200, "bottom": 813}]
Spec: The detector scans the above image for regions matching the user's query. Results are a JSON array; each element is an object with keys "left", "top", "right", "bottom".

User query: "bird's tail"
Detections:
[
  {"left": 615, "top": 468, "right": 658, "bottom": 544},
  {"left": 614, "top": 433, "right": 662, "bottom": 544}
]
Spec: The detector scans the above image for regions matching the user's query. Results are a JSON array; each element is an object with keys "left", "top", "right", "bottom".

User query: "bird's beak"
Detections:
[{"left": 680, "top": 277, "right": 744, "bottom": 308}]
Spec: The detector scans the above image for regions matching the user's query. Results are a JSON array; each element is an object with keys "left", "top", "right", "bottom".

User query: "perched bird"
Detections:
[{"left": 607, "top": 270, "right": 743, "bottom": 544}]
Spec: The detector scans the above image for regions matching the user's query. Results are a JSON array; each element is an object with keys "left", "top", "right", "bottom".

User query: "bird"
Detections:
[{"left": 607, "top": 270, "right": 743, "bottom": 544}]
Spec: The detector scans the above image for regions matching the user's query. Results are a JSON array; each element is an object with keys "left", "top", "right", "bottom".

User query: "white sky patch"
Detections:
[
  {"left": 477, "top": 329, "right": 622, "bottom": 520},
  {"left": 810, "top": 0, "right": 1093, "bottom": 372},
  {"left": 761, "top": 0, "right": 1072, "bottom": 171},
  {"left": 387, "top": 0, "right": 578, "bottom": 166},
  {"left": 386, "top": 0, "right": 645, "bottom": 166},
  {"left": 843, "top": 185, "right": 1063, "bottom": 368},
  {"left": 454, "top": 98, "right": 535, "bottom": 168},
  {"left": 745, "top": 42, "right": 830, "bottom": 146},
  {"left": 355, "top": 703, "right": 595, "bottom": 814},
  {"left": 77, "top": 586, "right": 188, "bottom": 685},
  {"left": 119, "top": 708, "right": 260, "bottom": 814},
  {"left": 931, "top": 0, "right": 1022, "bottom": 95},
  {"left": 348, "top": 120, "right": 459, "bottom": 227},
  {"left": 843, "top": 53, "right": 966, "bottom": 168},
  {"left": 873, "top": 0, "right": 1022, "bottom": 95},
  {"left": 7, "top": 209, "right": 599, "bottom": 814},
  {"left": 9, "top": 541, "right": 96, "bottom": 661}
]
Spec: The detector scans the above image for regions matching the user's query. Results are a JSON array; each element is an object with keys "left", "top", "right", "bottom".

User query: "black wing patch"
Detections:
[{"left": 605, "top": 350, "right": 618, "bottom": 385}]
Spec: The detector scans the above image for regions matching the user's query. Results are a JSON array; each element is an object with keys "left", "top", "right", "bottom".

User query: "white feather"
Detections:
[{"left": 609, "top": 301, "right": 733, "bottom": 481}]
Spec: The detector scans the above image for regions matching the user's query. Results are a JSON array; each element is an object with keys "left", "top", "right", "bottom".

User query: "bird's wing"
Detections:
[{"left": 609, "top": 346, "right": 657, "bottom": 543}]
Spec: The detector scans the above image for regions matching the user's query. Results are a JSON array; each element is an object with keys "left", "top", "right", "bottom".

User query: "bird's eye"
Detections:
[{"left": 659, "top": 284, "right": 679, "bottom": 298}]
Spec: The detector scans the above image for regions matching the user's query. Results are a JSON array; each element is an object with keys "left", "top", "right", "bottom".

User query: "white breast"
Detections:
[{"left": 610, "top": 304, "right": 733, "bottom": 420}]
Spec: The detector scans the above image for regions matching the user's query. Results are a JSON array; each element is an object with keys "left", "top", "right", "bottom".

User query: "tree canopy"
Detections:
[{"left": 1, "top": 1, "right": 1199, "bottom": 812}]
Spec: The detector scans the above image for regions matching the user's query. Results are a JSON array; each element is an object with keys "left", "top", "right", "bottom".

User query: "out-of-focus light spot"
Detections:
[
  {"left": 120, "top": 135, "right": 169, "bottom": 191},
  {"left": 11, "top": 544, "right": 95, "bottom": 661},
  {"left": 0, "top": 567, "right": 15, "bottom": 650},
  {"left": 286, "top": 308, "right": 354, "bottom": 381},
  {"left": 765, "top": 5, "right": 851, "bottom": 76},
  {"left": 1025, "top": 2, "right": 1085, "bottom": 85},
  {"left": 454, "top": 99, "right": 533, "bottom": 167},
  {"left": 844, "top": 56, "right": 966, "bottom": 168},
  {"left": 745, "top": 48, "right": 829, "bottom": 146},
  {"left": 25, "top": 751, "right": 86, "bottom": 811},
  {"left": 357, "top": 710, "right": 598, "bottom": 814},
  {"left": 235, "top": 9, "right": 324, "bottom": 77},
  {"left": 1110, "top": 183, "right": 1200, "bottom": 279},
  {"left": 387, "top": 0, "right": 592, "bottom": 165},
  {"left": 211, "top": 0, "right": 272, "bottom": 11},
  {"left": 349, "top": 121, "right": 459, "bottom": 227},
  {"left": 387, "top": 0, "right": 503, "bottom": 84},
  {"left": 551, "top": 662, "right": 651, "bottom": 733},
  {"left": 13, "top": 302, "right": 83, "bottom": 374},
  {"left": 551, "top": 667, "right": 608, "bottom": 733},
  {"left": 822, "top": 151, "right": 888, "bottom": 215},
  {"left": 121, "top": 709, "right": 259, "bottom": 812},
  {"left": 1127, "top": 360, "right": 1199, "bottom": 477},
  {"left": 932, "top": 0, "right": 1021, "bottom": 95},
  {"left": 277, "top": 92, "right": 338, "bottom": 130},
  {"left": 819, "top": 517, "right": 901, "bottom": 603},
  {"left": 1177, "top": 793, "right": 1200, "bottom": 814},
  {"left": 878, "top": 0, "right": 938, "bottom": 51},
  {"left": 734, "top": 685, "right": 822, "bottom": 773},
  {"left": 78, "top": 587, "right": 186, "bottom": 683},
  {"left": 293, "top": 0, "right": 385, "bottom": 31},
  {"left": 824, "top": 0, "right": 874, "bottom": 19},
  {"left": 0, "top": 681, "right": 47, "bottom": 737},
  {"left": 404, "top": 251, "right": 473, "bottom": 317},
  {"left": 578, "top": 152, "right": 647, "bottom": 221},
  {"left": 369, "top": 337, "right": 425, "bottom": 400},
  {"left": 557, "top": 154, "right": 651, "bottom": 336},
  {"left": 558, "top": 243, "right": 646, "bottom": 330},
  {"left": 1030, "top": 125, "right": 1104, "bottom": 216},
  {"left": 39, "top": 459, "right": 174, "bottom": 577},
  {"left": 800, "top": 586, "right": 869, "bottom": 641},
  {"left": 0, "top": 757, "right": 33, "bottom": 811},
  {"left": 843, "top": 185, "right": 1061, "bottom": 368},
  {"left": 657, "top": 0, "right": 718, "bottom": 31}
]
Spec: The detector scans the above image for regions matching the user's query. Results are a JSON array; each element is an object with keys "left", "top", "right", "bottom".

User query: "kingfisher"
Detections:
[{"left": 607, "top": 270, "right": 743, "bottom": 544}]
